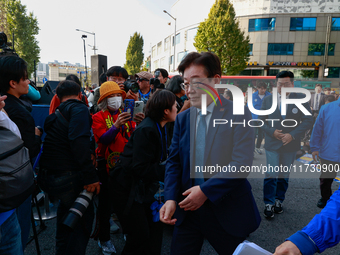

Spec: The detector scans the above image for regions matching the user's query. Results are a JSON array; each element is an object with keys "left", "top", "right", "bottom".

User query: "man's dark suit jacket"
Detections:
[
  {"left": 260, "top": 93, "right": 313, "bottom": 153},
  {"left": 164, "top": 97, "right": 261, "bottom": 238},
  {"left": 309, "top": 92, "right": 326, "bottom": 112}
]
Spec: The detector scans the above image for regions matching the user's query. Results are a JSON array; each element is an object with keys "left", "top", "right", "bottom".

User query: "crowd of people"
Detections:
[{"left": 1, "top": 52, "right": 340, "bottom": 255}]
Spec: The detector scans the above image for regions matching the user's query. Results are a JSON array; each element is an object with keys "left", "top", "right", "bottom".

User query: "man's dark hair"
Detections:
[
  {"left": 0, "top": 56, "right": 27, "bottom": 93},
  {"left": 56, "top": 80, "right": 81, "bottom": 101},
  {"left": 315, "top": 84, "right": 322, "bottom": 88},
  {"left": 256, "top": 81, "right": 268, "bottom": 89},
  {"left": 99, "top": 72, "right": 107, "bottom": 86},
  {"left": 324, "top": 87, "right": 331, "bottom": 91},
  {"left": 225, "top": 90, "right": 233, "bottom": 101},
  {"left": 178, "top": 52, "right": 222, "bottom": 78},
  {"left": 106, "top": 66, "right": 128, "bottom": 79},
  {"left": 155, "top": 68, "right": 169, "bottom": 78},
  {"left": 325, "top": 95, "right": 336, "bottom": 103},
  {"left": 66, "top": 74, "right": 81, "bottom": 86},
  {"left": 167, "top": 75, "right": 184, "bottom": 94},
  {"left": 276, "top": 71, "right": 294, "bottom": 82},
  {"left": 145, "top": 89, "right": 176, "bottom": 123}
]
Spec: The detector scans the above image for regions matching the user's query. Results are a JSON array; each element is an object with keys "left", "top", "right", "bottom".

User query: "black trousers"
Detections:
[
  {"left": 97, "top": 159, "right": 111, "bottom": 242},
  {"left": 319, "top": 158, "right": 339, "bottom": 201},
  {"left": 171, "top": 203, "right": 246, "bottom": 255},
  {"left": 113, "top": 195, "right": 163, "bottom": 255},
  {"left": 38, "top": 170, "right": 94, "bottom": 255}
]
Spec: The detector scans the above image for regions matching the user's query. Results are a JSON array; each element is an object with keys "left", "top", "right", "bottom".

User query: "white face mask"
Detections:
[{"left": 107, "top": 97, "right": 122, "bottom": 111}]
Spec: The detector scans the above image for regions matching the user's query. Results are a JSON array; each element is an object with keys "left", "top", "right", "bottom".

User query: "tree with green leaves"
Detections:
[
  {"left": 124, "top": 32, "right": 144, "bottom": 75},
  {"left": 0, "top": 0, "right": 40, "bottom": 76},
  {"left": 194, "top": 0, "right": 250, "bottom": 75}
]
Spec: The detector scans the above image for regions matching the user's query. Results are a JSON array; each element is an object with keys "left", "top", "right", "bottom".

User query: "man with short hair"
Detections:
[
  {"left": 136, "top": 71, "right": 153, "bottom": 104},
  {"left": 260, "top": 71, "right": 313, "bottom": 218},
  {"left": 160, "top": 52, "right": 261, "bottom": 254},
  {"left": 155, "top": 68, "right": 169, "bottom": 86},
  {"left": 250, "top": 81, "right": 271, "bottom": 155},
  {"left": 0, "top": 55, "right": 42, "bottom": 251},
  {"left": 38, "top": 80, "right": 100, "bottom": 255},
  {"left": 324, "top": 87, "right": 331, "bottom": 95},
  {"left": 309, "top": 84, "right": 326, "bottom": 123}
]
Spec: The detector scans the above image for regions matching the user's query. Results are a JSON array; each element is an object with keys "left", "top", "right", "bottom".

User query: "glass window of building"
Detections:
[
  {"left": 157, "top": 41, "right": 162, "bottom": 55},
  {"left": 248, "top": 18, "right": 276, "bottom": 32},
  {"left": 290, "top": 18, "right": 317, "bottom": 31},
  {"left": 169, "top": 55, "right": 174, "bottom": 65},
  {"left": 308, "top": 43, "right": 335, "bottom": 56},
  {"left": 268, "top": 43, "right": 294, "bottom": 55},
  {"left": 177, "top": 51, "right": 188, "bottom": 62},
  {"left": 152, "top": 46, "right": 156, "bottom": 58},
  {"left": 249, "top": 44, "right": 253, "bottom": 55},
  {"left": 160, "top": 57, "right": 165, "bottom": 68},
  {"left": 154, "top": 60, "right": 159, "bottom": 69},
  {"left": 164, "top": 37, "right": 170, "bottom": 51},
  {"left": 173, "top": 33, "right": 181, "bottom": 46},
  {"left": 187, "top": 27, "right": 198, "bottom": 41},
  {"left": 328, "top": 67, "right": 340, "bottom": 78},
  {"left": 331, "top": 17, "right": 340, "bottom": 31}
]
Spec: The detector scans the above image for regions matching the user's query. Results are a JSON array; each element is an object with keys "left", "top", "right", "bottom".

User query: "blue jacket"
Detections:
[
  {"left": 249, "top": 90, "right": 271, "bottom": 119},
  {"left": 288, "top": 186, "right": 340, "bottom": 254},
  {"left": 164, "top": 97, "right": 261, "bottom": 238},
  {"left": 310, "top": 100, "right": 340, "bottom": 162}
]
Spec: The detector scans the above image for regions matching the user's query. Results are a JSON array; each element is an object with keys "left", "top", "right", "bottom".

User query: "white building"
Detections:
[{"left": 151, "top": 0, "right": 340, "bottom": 87}]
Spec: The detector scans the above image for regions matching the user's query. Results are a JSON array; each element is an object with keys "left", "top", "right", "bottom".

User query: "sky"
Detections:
[{"left": 20, "top": 0, "right": 178, "bottom": 67}]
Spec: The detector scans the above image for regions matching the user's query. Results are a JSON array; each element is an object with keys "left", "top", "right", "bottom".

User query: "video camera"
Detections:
[
  {"left": 0, "top": 32, "right": 17, "bottom": 57},
  {"left": 149, "top": 71, "right": 165, "bottom": 92},
  {"left": 123, "top": 79, "right": 140, "bottom": 94}
]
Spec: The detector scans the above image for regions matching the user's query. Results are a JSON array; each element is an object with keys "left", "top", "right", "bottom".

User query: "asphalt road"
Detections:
[{"left": 25, "top": 150, "right": 340, "bottom": 255}]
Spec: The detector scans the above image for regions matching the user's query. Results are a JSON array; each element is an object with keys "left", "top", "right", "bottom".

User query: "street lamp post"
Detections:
[
  {"left": 76, "top": 29, "right": 97, "bottom": 55},
  {"left": 81, "top": 35, "right": 88, "bottom": 87},
  {"left": 163, "top": 10, "right": 176, "bottom": 72}
]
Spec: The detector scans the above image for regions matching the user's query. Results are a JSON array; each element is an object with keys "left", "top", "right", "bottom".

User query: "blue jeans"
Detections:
[
  {"left": 38, "top": 170, "right": 94, "bottom": 255},
  {"left": 0, "top": 211, "right": 23, "bottom": 255},
  {"left": 16, "top": 195, "right": 31, "bottom": 251},
  {"left": 263, "top": 150, "right": 296, "bottom": 205}
]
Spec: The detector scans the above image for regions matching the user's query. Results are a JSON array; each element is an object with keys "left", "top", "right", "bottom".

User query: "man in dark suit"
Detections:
[
  {"left": 309, "top": 84, "right": 326, "bottom": 123},
  {"left": 160, "top": 52, "right": 261, "bottom": 255},
  {"left": 260, "top": 71, "right": 313, "bottom": 219}
]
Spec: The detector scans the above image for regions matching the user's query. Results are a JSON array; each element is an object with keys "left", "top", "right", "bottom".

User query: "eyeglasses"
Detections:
[
  {"left": 108, "top": 76, "right": 126, "bottom": 83},
  {"left": 180, "top": 82, "right": 203, "bottom": 91},
  {"left": 137, "top": 78, "right": 148, "bottom": 82}
]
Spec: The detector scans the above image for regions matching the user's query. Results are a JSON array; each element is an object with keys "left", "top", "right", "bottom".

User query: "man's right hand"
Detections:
[
  {"left": 84, "top": 182, "right": 100, "bottom": 195},
  {"left": 0, "top": 95, "right": 7, "bottom": 111},
  {"left": 312, "top": 151, "right": 319, "bottom": 162},
  {"left": 160, "top": 200, "right": 177, "bottom": 225},
  {"left": 273, "top": 129, "right": 284, "bottom": 140},
  {"left": 114, "top": 112, "right": 131, "bottom": 128},
  {"left": 273, "top": 241, "right": 301, "bottom": 255},
  {"left": 35, "top": 127, "right": 42, "bottom": 136}
]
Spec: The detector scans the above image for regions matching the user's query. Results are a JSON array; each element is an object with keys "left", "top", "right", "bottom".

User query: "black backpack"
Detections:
[{"left": 0, "top": 127, "right": 35, "bottom": 212}]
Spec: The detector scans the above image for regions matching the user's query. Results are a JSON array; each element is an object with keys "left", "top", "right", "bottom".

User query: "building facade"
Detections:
[
  {"left": 150, "top": 0, "right": 340, "bottom": 87},
  {"left": 48, "top": 61, "right": 90, "bottom": 87}
]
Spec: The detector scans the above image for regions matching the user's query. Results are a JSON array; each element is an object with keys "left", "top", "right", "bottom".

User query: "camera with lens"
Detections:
[
  {"left": 0, "top": 32, "right": 17, "bottom": 57},
  {"left": 149, "top": 71, "right": 165, "bottom": 92},
  {"left": 62, "top": 189, "right": 93, "bottom": 230},
  {"left": 123, "top": 79, "right": 140, "bottom": 94}
]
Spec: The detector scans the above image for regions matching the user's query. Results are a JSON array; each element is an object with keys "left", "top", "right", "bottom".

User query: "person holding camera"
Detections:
[
  {"left": 0, "top": 55, "right": 42, "bottom": 251},
  {"left": 92, "top": 81, "right": 143, "bottom": 254},
  {"left": 38, "top": 80, "right": 100, "bottom": 255},
  {"left": 110, "top": 90, "right": 177, "bottom": 255},
  {"left": 136, "top": 71, "right": 153, "bottom": 104},
  {"left": 155, "top": 68, "right": 170, "bottom": 87},
  {"left": 107, "top": 66, "right": 139, "bottom": 102}
]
